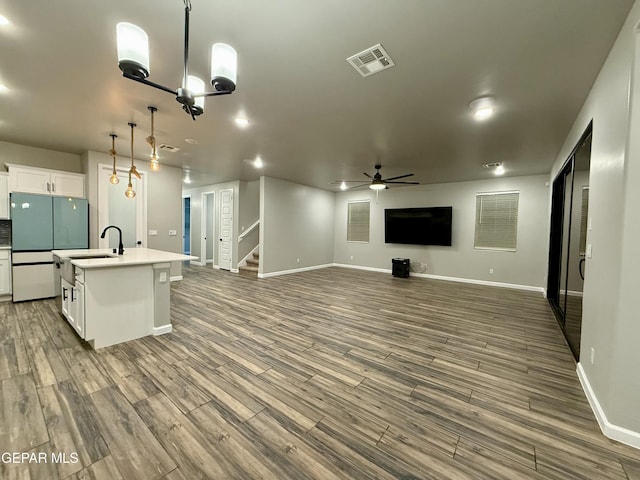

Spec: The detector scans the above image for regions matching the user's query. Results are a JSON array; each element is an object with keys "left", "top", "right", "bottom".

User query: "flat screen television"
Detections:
[{"left": 384, "top": 206, "right": 452, "bottom": 246}]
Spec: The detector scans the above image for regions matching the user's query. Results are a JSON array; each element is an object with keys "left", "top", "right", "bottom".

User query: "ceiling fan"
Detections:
[{"left": 334, "top": 164, "right": 419, "bottom": 190}]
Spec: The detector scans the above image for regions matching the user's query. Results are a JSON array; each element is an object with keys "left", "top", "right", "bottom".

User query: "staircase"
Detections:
[{"left": 239, "top": 252, "right": 259, "bottom": 277}]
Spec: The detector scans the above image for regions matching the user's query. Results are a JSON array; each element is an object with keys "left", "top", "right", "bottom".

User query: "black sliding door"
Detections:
[{"left": 547, "top": 126, "right": 591, "bottom": 360}]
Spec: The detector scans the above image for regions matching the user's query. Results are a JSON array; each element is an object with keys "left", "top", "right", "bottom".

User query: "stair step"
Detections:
[
  {"left": 239, "top": 265, "right": 258, "bottom": 273},
  {"left": 246, "top": 258, "right": 259, "bottom": 266},
  {"left": 252, "top": 253, "right": 259, "bottom": 260}
]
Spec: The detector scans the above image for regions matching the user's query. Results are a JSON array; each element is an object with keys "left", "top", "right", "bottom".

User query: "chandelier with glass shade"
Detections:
[{"left": 116, "top": 0, "right": 237, "bottom": 120}]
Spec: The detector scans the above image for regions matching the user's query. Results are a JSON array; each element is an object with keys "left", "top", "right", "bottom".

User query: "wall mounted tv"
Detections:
[{"left": 384, "top": 206, "right": 452, "bottom": 246}]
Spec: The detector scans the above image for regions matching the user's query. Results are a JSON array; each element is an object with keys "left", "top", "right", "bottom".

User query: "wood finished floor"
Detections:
[{"left": 1, "top": 265, "right": 640, "bottom": 479}]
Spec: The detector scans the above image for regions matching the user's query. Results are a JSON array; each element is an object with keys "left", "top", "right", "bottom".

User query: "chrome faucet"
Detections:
[{"left": 100, "top": 225, "right": 124, "bottom": 255}]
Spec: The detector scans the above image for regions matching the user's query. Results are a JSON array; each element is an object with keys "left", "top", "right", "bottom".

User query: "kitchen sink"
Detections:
[{"left": 56, "top": 254, "right": 115, "bottom": 284}]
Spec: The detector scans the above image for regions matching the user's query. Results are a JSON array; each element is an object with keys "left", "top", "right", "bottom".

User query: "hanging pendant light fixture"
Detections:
[
  {"left": 116, "top": 0, "right": 237, "bottom": 120},
  {"left": 147, "top": 106, "right": 160, "bottom": 171},
  {"left": 108, "top": 133, "right": 120, "bottom": 184},
  {"left": 125, "top": 122, "right": 137, "bottom": 199}
]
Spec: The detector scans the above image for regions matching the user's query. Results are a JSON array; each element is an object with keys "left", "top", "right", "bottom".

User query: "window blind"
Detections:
[
  {"left": 474, "top": 191, "right": 519, "bottom": 250},
  {"left": 347, "top": 201, "right": 370, "bottom": 242}
]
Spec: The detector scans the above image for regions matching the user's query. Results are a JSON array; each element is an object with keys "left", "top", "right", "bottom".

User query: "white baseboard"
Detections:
[
  {"left": 153, "top": 324, "right": 173, "bottom": 335},
  {"left": 258, "top": 263, "right": 334, "bottom": 278},
  {"left": 259, "top": 262, "right": 544, "bottom": 293},
  {"left": 190, "top": 261, "right": 205, "bottom": 266},
  {"left": 170, "top": 275, "right": 183, "bottom": 282},
  {"left": 577, "top": 363, "right": 640, "bottom": 449},
  {"left": 332, "top": 263, "right": 390, "bottom": 274},
  {"left": 332, "top": 263, "right": 544, "bottom": 293},
  {"left": 231, "top": 268, "right": 239, "bottom": 273}
]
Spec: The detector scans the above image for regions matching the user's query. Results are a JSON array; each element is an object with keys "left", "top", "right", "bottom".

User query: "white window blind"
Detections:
[
  {"left": 347, "top": 201, "right": 370, "bottom": 242},
  {"left": 579, "top": 186, "right": 589, "bottom": 255},
  {"left": 474, "top": 191, "right": 519, "bottom": 250}
]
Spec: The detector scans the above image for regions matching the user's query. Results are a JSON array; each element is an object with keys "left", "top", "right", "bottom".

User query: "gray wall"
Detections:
[
  {"left": 0, "top": 141, "right": 82, "bottom": 173},
  {"left": 260, "top": 176, "right": 335, "bottom": 275},
  {"left": 549, "top": 0, "right": 640, "bottom": 436},
  {"left": 334, "top": 175, "right": 549, "bottom": 289}
]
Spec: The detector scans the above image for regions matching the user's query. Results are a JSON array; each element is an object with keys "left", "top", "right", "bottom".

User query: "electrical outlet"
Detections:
[
  {"left": 148, "top": 229, "right": 158, "bottom": 236},
  {"left": 591, "top": 347, "right": 595, "bottom": 364},
  {"left": 168, "top": 230, "right": 177, "bottom": 236},
  {"left": 296, "top": 257, "right": 300, "bottom": 263},
  {"left": 350, "top": 255, "right": 354, "bottom": 260},
  {"left": 489, "top": 268, "right": 494, "bottom": 274}
]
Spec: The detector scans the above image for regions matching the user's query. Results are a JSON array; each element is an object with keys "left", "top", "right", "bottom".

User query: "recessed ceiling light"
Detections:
[
  {"left": 184, "top": 138, "right": 198, "bottom": 144},
  {"left": 340, "top": 181, "right": 348, "bottom": 191},
  {"left": 469, "top": 96, "right": 495, "bottom": 121},
  {"left": 254, "top": 156, "right": 263, "bottom": 168},
  {"left": 0, "top": 15, "right": 10, "bottom": 26},
  {"left": 0, "top": 83, "right": 8, "bottom": 93},
  {"left": 235, "top": 117, "right": 249, "bottom": 128},
  {"left": 494, "top": 165, "right": 505, "bottom": 176}
]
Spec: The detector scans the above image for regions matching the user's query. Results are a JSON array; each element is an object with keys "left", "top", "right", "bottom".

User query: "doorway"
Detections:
[
  {"left": 182, "top": 196, "right": 191, "bottom": 255},
  {"left": 218, "top": 189, "right": 233, "bottom": 271},
  {"left": 547, "top": 124, "right": 592, "bottom": 360},
  {"left": 201, "top": 192, "right": 215, "bottom": 266}
]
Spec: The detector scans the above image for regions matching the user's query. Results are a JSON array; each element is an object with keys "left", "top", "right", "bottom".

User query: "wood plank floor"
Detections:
[{"left": 1, "top": 265, "right": 640, "bottom": 479}]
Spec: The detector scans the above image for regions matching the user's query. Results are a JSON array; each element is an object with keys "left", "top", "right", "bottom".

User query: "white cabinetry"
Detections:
[
  {"left": 60, "top": 273, "right": 85, "bottom": 337},
  {"left": 0, "top": 250, "right": 11, "bottom": 295},
  {"left": 6, "top": 164, "right": 85, "bottom": 198},
  {"left": 0, "top": 173, "right": 8, "bottom": 218}
]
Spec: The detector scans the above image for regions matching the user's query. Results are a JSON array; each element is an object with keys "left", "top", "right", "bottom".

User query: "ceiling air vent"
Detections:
[
  {"left": 347, "top": 43, "right": 396, "bottom": 78},
  {"left": 158, "top": 143, "right": 180, "bottom": 153}
]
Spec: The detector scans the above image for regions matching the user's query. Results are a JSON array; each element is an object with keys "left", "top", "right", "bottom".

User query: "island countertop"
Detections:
[{"left": 52, "top": 247, "right": 195, "bottom": 269}]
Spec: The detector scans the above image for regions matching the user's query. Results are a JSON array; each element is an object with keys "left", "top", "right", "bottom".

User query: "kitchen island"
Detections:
[{"left": 52, "top": 248, "right": 193, "bottom": 349}]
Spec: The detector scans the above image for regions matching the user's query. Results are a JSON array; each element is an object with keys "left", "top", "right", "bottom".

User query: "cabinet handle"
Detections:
[
  {"left": 62, "top": 287, "right": 67, "bottom": 301},
  {"left": 51, "top": 182, "right": 55, "bottom": 193},
  {"left": 46, "top": 182, "right": 50, "bottom": 192},
  {"left": 71, "top": 288, "right": 75, "bottom": 302}
]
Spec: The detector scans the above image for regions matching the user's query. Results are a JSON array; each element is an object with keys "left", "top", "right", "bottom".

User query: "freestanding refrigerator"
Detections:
[{"left": 11, "top": 193, "right": 88, "bottom": 301}]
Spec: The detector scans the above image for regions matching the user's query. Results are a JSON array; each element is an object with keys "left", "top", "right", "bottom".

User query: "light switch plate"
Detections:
[
  {"left": 168, "top": 230, "right": 177, "bottom": 236},
  {"left": 586, "top": 244, "right": 592, "bottom": 258},
  {"left": 149, "top": 230, "right": 158, "bottom": 236}
]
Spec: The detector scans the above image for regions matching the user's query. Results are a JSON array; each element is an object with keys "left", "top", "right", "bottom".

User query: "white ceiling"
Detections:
[{"left": 0, "top": 0, "right": 634, "bottom": 189}]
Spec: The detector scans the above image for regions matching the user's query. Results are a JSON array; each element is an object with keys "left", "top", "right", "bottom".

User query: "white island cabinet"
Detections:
[{"left": 52, "top": 248, "right": 193, "bottom": 349}]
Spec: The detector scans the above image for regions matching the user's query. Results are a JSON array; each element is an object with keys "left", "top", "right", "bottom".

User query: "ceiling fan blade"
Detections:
[
  {"left": 330, "top": 180, "right": 370, "bottom": 184},
  {"left": 363, "top": 172, "right": 373, "bottom": 179},
  {"left": 385, "top": 181, "right": 420, "bottom": 184},
  {"left": 383, "top": 173, "right": 414, "bottom": 181},
  {"left": 348, "top": 183, "right": 372, "bottom": 190}
]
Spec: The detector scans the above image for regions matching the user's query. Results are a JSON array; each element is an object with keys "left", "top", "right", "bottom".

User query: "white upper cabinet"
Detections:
[
  {"left": 6, "top": 164, "right": 85, "bottom": 198},
  {"left": 0, "top": 173, "right": 8, "bottom": 219}
]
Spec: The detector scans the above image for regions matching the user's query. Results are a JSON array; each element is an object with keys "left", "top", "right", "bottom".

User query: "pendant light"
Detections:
[
  {"left": 108, "top": 133, "right": 119, "bottom": 184},
  {"left": 116, "top": 1, "right": 237, "bottom": 120},
  {"left": 147, "top": 106, "right": 159, "bottom": 171},
  {"left": 125, "top": 122, "right": 137, "bottom": 199}
]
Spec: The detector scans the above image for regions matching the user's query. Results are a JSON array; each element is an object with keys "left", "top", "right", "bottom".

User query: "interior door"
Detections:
[
  {"left": 201, "top": 192, "right": 215, "bottom": 265},
  {"left": 98, "top": 165, "right": 146, "bottom": 250},
  {"left": 218, "top": 189, "right": 233, "bottom": 271}
]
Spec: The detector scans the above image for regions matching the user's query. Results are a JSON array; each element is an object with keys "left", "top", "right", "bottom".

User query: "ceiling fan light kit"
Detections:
[
  {"left": 116, "top": 0, "right": 237, "bottom": 120},
  {"left": 469, "top": 96, "right": 496, "bottom": 121},
  {"left": 335, "top": 164, "right": 420, "bottom": 191}
]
